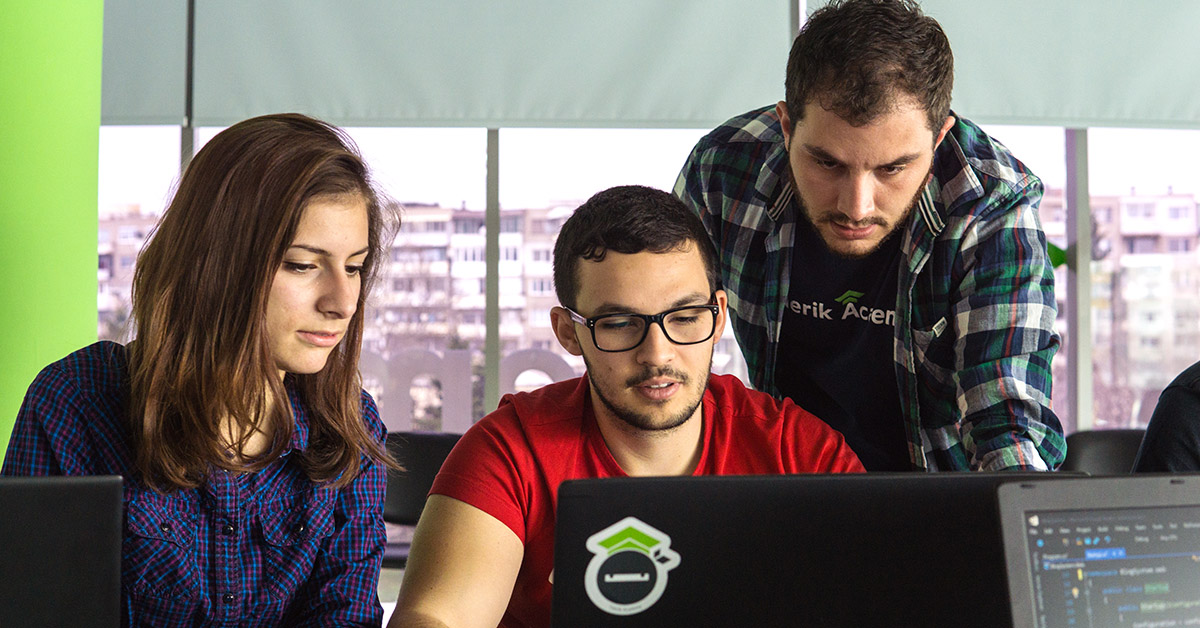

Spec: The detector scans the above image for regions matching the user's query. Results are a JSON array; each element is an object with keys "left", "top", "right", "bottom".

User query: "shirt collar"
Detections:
[
  {"left": 763, "top": 113, "right": 793, "bottom": 223},
  {"left": 283, "top": 377, "right": 310, "bottom": 454},
  {"left": 925, "top": 111, "right": 984, "bottom": 227}
]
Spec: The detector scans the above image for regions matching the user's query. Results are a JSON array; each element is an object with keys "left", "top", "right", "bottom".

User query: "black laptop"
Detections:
[
  {"left": 553, "top": 472, "right": 1064, "bottom": 628},
  {"left": 0, "top": 475, "right": 123, "bottom": 628},
  {"left": 999, "top": 474, "right": 1200, "bottom": 628}
]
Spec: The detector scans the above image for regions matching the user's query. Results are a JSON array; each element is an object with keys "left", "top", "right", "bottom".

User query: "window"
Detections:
[
  {"left": 392, "top": 249, "right": 418, "bottom": 263},
  {"left": 500, "top": 309, "right": 524, "bottom": 325},
  {"left": 1125, "top": 203, "right": 1155, "bottom": 219},
  {"left": 502, "top": 247, "right": 519, "bottom": 261},
  {"left": 529, "top": 310, "right": 552, "bottom": 328},
  {"left": 530, "top": 278, "right": 554, "bottom": 295},
  {"left": 1088, "top": 127, "right": 1200, "bottom": 430},
  {"left": 455, "top": 247, "right": 485, "bottom": 262},
  {"left": 399, "top": 220, "right": 446, "bottom": 233},
  {"left": 453, "top": 278, "right": 481, "bottom": 295},
  {"left": 455, "top": 218, "right": 484, "bottom": 234},
  {"left": 500, "top": 216, "right": 522, "bottom": 233},
  {"left": 96, "top": 126, "right": 180, "bottom": 341},
  {"left": 117, "top": 225, "right": 144, "bottom": 245},
  {"left": 531, "top": 248, "right": 552, "bottom": 262},
  {"left": 1127, "top": 237, "right": 1158, "bottom": 254},
  {"left": 530, "top": 219, "right": 559, "bottom": 234}
]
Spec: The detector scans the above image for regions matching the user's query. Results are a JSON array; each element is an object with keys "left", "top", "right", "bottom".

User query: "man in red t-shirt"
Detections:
[{"left": 389, "top": 185, "right": 863, "bottom": 628}]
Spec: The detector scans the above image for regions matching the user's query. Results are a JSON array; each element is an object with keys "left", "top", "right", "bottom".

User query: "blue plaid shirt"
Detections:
[
  {"left": 675, "top": 106, "right": 1066, "bottom": 471},
  {"left": 1, "top": 341, "right": 387, "bottom": 626}
]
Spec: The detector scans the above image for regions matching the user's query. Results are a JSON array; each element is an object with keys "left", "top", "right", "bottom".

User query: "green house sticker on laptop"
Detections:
[{"left": 583, "top": 516, "right": 681, "bottom": 615}]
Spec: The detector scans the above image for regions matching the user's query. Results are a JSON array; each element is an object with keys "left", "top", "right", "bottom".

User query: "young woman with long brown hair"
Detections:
[{"left": 3, "top": 113, "right": 398, "bottom": 625}]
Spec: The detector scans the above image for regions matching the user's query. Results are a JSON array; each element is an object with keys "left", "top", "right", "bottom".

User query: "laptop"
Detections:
[
  {"left": 0, "top": 475, "right": 123, "bottom": 628},
  {"left": 999, "top": 474, "right": 1200, "bottom": 628},
  {"left": 552, "top": 472, "right": 1063, "bottom": 628}
]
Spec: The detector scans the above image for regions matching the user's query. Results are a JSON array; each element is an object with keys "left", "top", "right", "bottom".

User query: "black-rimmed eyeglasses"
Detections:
[{"left": 565, "top": 300, "right": 720, "bottom": 353}]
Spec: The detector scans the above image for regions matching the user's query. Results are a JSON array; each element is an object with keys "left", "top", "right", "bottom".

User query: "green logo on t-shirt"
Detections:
[
  {"left": 789, "top": 289, "right": 894, "bottom": 326},
  {"left": 834, "top": 290, "right": 865, "bottom": 304}
]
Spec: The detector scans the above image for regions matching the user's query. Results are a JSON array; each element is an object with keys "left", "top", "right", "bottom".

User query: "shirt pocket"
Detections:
[
  {"left": 257, "top": 489, "right": 335, "bottom": 601},
  {"left": 123, "top": 494, "right": 200, "bottom": 602},
  {"left": 911, "top": 324, "right": 959, "bottom": 429},
  {"left": 912, "top": 319, "right": 956, "bottom": 378}
]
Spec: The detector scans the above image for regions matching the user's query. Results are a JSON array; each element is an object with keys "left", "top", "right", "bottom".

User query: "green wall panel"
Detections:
[{"left": 0, "top": 2, "right": 103, "bottom": 463}]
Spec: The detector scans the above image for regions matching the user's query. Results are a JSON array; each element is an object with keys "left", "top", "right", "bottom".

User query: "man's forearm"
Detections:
[{"left": 388, "top": 609, "right": 453, "bottom": 628}]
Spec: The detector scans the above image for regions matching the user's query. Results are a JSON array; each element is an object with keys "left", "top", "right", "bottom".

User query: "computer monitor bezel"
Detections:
[
  {"left": 998, "top": 474, "right": 1200, "bottom": 628},
  {"left": 0, "top": 475, "right": 123, "bottom": 628}
]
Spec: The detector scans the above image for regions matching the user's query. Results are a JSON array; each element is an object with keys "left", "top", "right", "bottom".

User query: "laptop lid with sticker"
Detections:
[{"left": 553, "top": 472, "right": 1062, "bottom": 628}]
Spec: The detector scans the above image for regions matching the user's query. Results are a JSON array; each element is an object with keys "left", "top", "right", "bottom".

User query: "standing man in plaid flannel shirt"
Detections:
[{"left": 675, "top": 0, "right": 1065, "bottom": 471}]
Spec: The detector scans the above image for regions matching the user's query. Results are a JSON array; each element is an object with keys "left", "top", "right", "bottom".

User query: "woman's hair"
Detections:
[{"left": 130, "top": 113, "right": 396, "bottom": 491}]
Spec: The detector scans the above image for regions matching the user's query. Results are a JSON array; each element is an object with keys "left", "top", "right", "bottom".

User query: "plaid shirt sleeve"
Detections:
[
  {"left": 942, "top": 191, "right": 1065, "bottom": 470},
  {"left": 907, "top": 119, "right": 1066, "bottom": 471},
  {"left": 1, "top": 368, "right": 69, "bottom": 475},
  {"left": 673, "top": 107, "right": 789, "bottom": 393},
  {"left": 1, "top": 343, "right": 132, "bottom": 477}
]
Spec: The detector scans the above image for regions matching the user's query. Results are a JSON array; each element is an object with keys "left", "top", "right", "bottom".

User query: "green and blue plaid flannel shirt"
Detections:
[{"left": 675, "top": 106, "right": 1066, "bottom": 471}]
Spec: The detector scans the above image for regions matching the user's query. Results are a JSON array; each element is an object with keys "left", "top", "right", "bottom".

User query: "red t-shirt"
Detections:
[{"left": 430, "top": 373, "right": 863, "bottom": 628}]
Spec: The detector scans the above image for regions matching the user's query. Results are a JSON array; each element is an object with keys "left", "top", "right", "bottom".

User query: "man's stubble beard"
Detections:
[
  {"left": 582, "top": 353, "right": 712, "bottom": 435},
  {"left": 787, "top": 164, "right": 931, "bottom": 260}
]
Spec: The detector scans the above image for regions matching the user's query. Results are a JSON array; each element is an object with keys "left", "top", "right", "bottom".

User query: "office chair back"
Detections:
[
  {"left": 381, "top": 431, "right": 461, "bottom": 568},
  {"left": 385, "top": 431, "right": 462, "bottom": 524},
  {"left": 1060, "top": 428, "right": 1146, "bottom": 474}
]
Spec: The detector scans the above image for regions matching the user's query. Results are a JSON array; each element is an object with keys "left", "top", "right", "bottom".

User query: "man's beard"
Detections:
[
  {"left": 582, "top": 356, "right": 711, "bottom": 434},
  {"left": 789, "top": 165, "right": 930, "bottom": 260}
]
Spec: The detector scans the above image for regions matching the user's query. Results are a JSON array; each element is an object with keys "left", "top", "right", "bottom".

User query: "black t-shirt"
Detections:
[{"left": 774, "top": 218, "right": 909, "bottom": 471}]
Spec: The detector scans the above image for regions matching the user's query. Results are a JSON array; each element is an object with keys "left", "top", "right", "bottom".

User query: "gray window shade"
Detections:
[
  {"left": 103, "top": 1, "right": 793, "bottom": 129},
  {"left": 809, "top": 0, "right": 1200, "bottom": 129},
  {"left": 99, "top": 1, "right": 1200, "bottom": 130},
  {"left": 101, "top": 1, "right": 188, "bottom": 125}
]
